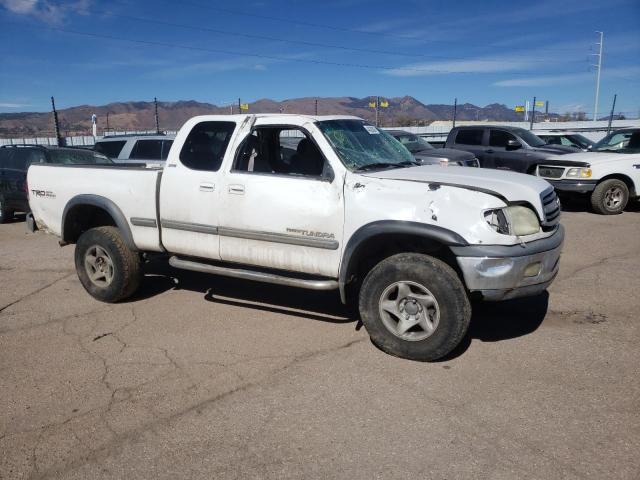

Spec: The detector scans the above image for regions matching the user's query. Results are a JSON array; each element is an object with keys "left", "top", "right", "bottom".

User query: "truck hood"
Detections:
[
  {"left": 544, "top": 151, "right": 639, "bottom": 166},
  {"left": 413, "top": 148, "right": 475, "bottom": 163},
  {"left": 529, "top": 144, "right": 578, "bottom": 154},
  {"left": 361, "top": 165, "right": 552, "bottom": 218}
]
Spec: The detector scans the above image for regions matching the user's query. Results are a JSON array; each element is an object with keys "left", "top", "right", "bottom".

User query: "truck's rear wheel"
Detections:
[
  {"left": 74, "top": 226, "right": 142, "bottom": 303},
  {"left": 359, "top": 253, "right": 471, "bottom": 361},
  {"left": 590, "top": 179, "right": 629, "bottom": 215}
]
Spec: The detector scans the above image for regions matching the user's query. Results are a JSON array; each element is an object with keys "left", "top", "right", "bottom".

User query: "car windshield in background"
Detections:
[
  {"left": 569, "top": 134, "right": 594, "bottom": 149},
  {"left": 317, "top": 120, "right": 415, "bottom": 170},
  {"left": 592, "top": 131, "right": 640, "bottom": 153},
  {"left": 392, "top": 133, "right": 434, "bottom": 153},
  {"left": 513, "top": 128, "right": 546, "bottom": 147},
  {"left": 49, "top": 149, "right": 112, "bottom": 164}
]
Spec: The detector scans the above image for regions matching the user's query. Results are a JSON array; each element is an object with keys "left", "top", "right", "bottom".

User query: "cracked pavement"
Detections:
[{"left": 1, "top": 207, "right": 639, "bottom": 479}]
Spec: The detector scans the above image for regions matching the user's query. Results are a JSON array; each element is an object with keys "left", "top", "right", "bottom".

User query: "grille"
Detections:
[
  {"left": 541, "top": 187, "right": 560, "bottom": 226},
  {"left": 538, "top": 166, "right": 564, "bottom": 179}
]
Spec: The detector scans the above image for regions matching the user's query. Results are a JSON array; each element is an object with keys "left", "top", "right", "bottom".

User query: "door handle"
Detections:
[
  {"left": 228, "top": 184, "right": 245, "bottom": 195},
  {"left": 484, "top": 149, "right": 494, "bottom": 154},
  {"left": 199, "top": 183, "right": 215, "bottom": 192}
]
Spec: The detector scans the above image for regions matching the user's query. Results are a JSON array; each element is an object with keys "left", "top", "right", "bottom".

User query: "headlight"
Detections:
[
  {"left": 566, "top": 167, "right": 592, "bottom": 178},
  {"left": 484, "top": 206, "right": 540, "bottom": 236}
]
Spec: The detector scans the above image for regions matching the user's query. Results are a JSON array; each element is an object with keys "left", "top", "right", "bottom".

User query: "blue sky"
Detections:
[{"left": 0, "top": 0, "right": 639, "bottom": 116}]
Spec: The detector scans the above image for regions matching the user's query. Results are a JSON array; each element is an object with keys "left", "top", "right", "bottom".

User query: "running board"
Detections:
[{"left": 168, "top": 256, "right": 339, "bottom": 291}]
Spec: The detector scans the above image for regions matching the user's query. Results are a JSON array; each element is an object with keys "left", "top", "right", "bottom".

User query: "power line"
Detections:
[
  {"left": 97, "top": 8, "right": 584, "bottom": 65},
  {"left": 3, "top": 21, "right": 579, "bottom": 76}
]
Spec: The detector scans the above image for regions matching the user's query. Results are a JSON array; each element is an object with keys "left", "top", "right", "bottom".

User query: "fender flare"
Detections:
[
  {"left": 338, "top": 220, "right": 468, "bottom": 303},
  {"left": 61, "top": 194, "right": 137, "bottom": 250}
]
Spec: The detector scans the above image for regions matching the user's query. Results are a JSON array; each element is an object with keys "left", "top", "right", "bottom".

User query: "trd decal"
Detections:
[{"left": 31, "top": 189, "right": 56, "bottom": 199}]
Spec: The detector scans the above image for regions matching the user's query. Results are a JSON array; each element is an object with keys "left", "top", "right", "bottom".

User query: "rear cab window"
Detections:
[
  {"left": 455, "top": 129, "right": 484, "bottom": 145},
  {"left": 94, "top": 140, "right": 126, "bottom": 158}
]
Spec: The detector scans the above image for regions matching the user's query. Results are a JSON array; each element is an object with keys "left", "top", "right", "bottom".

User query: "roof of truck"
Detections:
[{"left": 187, "top": 114, "right": 364, "bottom": 122}]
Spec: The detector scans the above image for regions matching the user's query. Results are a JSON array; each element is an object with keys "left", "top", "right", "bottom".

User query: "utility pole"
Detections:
[
  {"left": 106, "top": 112, "right": 110, "bottom": 133},
  {"left": 51, "top": 96, "right": 65, "bottom": 147},
  {"left": 607, "top": 94, "right": 617, "bottom": 134},
  {"left": 314, "top": 98, "right": 318, "bottom": 116},
  {"left": 154, "top": 97, "right": 160, "bottom": 133},
  {"left": 238, "top": 97, "right": 241, "bottom": 114},
  {"left": 545, "top": 101, "right": 549, "bottom": 121},
  {"left": 375, "top": 95, "right": 380, "bottom": 127},
  {"left": 452, "top": 98, "right": 457, "bottom": 128},
  {"left": 530, "top": 96, "right": 536, "bottom": 130},
  {"left": 592, "top": 31, "right": 604, "bottom": 121}
]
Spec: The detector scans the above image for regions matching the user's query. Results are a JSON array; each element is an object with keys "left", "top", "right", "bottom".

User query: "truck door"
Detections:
[
  {"left": 218, "top": 123, "right": 344, "bottom": 278},
  {"left": 159, "top": 120, "right": 237, "bottom": 259},
  {"left": 486, "top": 129, "right": 527, "bottom": 172}
]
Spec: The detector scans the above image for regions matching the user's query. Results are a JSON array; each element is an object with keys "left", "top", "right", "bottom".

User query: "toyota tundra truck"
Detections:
[{"left": 27, "top": 114, "right": 564, "bottom": 361}]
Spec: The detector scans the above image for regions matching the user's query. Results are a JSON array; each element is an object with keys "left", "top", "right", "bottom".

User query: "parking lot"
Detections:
[{"left": 1, "top": 206, "right": 639, "bottom": 479}]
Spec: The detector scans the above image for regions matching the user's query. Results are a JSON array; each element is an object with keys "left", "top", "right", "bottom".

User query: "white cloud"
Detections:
[
  {"left": 493, "top": 66, "right": 640, "bottom": 87},
  {"left": 0, "top": 102, "right": 31, "bottom": 108},
  {"left": 0, "top": 0, "right": 90, "bottom": 24},
  {"left": 383, "top": 57, "right": 533, "bottom": 77}
]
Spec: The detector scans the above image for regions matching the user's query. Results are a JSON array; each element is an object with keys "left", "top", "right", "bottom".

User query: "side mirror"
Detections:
[{"left": 506, "top": 139, "right": 522, "bottom": 150}]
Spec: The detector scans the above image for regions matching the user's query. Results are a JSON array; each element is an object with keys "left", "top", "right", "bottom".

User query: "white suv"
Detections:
[{"left": 94, "top": 134, "right": 175, "bottom": 165}]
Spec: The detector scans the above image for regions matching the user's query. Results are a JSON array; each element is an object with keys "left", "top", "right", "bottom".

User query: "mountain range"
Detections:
[{"left": 0, "top": 96, "right": 529, "bottom": 137}]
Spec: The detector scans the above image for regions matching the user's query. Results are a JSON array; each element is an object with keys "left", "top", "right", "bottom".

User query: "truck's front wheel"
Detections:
[
  {"left": 75, "top": 226, "right": 142, "bottom": 303},
  {"left": 359, "top": 253, "right": 471, "bottom": 361},
  {"left": 590, "top": 179, "right": 629, "bottom": 214}
]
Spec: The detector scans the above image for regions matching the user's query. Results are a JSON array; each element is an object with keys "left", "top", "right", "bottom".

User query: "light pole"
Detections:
[{"left": 592, "top": 31, "right": 604, "bottom": 121}]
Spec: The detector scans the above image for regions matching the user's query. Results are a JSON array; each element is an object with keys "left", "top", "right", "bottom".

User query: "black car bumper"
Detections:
[{"left": 547, "top": 179, "right": 598, "bottom": 193}]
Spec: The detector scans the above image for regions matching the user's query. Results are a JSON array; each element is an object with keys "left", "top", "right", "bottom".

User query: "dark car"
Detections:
[
  {"left": 445, "top": 125, "right": 575, "bottom": 173},
  {"left": 536, "top": 132, "right": 595, "bottom": 151},
  {"left": 0, "top": 145, "right": 112, "bottom": 223},
  {"left": 387, "top": 130, "right": 479, "bottom": 167}
]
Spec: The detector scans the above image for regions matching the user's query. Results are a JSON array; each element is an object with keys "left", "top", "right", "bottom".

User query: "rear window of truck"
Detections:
[
  {"left": 455, "top": 129, "right": 484, "bottom": 145},
  {"left": 94, "top": 141, "right": 126, "bottom": 158}
]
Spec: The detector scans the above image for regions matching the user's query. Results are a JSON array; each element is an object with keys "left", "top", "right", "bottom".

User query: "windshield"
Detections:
[
  {"left": 391, "top": 132, "right": 434, "bottom": 152},
  {"left": 568, "top": 134, "right": 594, "bottom": 149},
  {"left": 49, "top": 149, "right": 113, "bottom": 165},
  {"left": 592, "top": 131, "right": 640, "bottom": 153},
  {"left": 513, "top": 128, "right": 546, "bottom": 147},
  {"left": 317, "top": 120, "right": 415, "bottom": 170}
]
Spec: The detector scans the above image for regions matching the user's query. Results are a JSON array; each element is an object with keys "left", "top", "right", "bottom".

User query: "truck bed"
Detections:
[{"left": 28, "top": 164, "right": 163, "bottom": 252}]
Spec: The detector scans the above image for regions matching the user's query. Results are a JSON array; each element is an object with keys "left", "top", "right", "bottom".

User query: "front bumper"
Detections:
[
  {"left": 452, "top": 225, "right": 564, "bottom": 301},
  {"left": 547, "top": 179, "right": 597, "bottom": 193}
]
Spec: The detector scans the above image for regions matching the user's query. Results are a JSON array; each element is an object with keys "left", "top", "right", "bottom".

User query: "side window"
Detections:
[
  {"left": 161, "top": 140, "right": 173, "bottom": 160},
  {"left": 543, "top": 136, "right": 561, "bottom": 145},
  {"left": 234, "top": 127, "right": 325, "bottom": 178},
  {"left": 0, "top": 149, "right": 14, "bottom": 168},
  {"left": 179, "top": 121, "right": 236, "bottom": 171},
  {"left": 94, "top": 140, "right": 126, "bottom": 158},
  {"left": 455, "top": 129, "right": 484, "bottom": 145},
  {"left": 130, "top": 140, "right": 163, "bottom": 159},
  {"left": 489, "top": 130, "right": 516, "bottom": 147}
]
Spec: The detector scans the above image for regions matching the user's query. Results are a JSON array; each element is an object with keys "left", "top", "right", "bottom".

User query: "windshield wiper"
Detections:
[{"left": 353, "top": 161, "right": 417, "bottom": 172}]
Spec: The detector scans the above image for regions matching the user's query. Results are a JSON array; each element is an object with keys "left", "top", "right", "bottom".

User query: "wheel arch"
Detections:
[
  {"left": 338, "top": 221, "right": 468, "bottom": 304},
  {"left": 597, "top": 173, "right": 637, "bottom": 197},
  {"left": 61, "top": 194, "right": 136, "bottom": 250}
]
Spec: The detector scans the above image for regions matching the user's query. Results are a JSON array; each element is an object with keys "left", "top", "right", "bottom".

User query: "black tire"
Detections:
[
  {"left": 590, "top": 179, "right": 629, "bottom": 215},
  {"left": 0, "top": 197, "right": 12, "bottom": 224},
  {"left": 74, "top": 226, "right": 142, "bottom": 303},
  {"left": 358, "top": 253, "right": 471, "bottom": 362}
]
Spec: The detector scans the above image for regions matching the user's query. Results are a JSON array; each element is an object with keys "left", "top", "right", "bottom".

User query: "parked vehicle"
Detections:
[
  {"left": 445, "top": 126, "right": 575, "bottom": 173},
  {"left": 94, "top": 134, "right": 174, "bottom": 165},
  {"left": 536, "top": 128, "right": 640, "bottom": 214},
  {"left": 0, "top": 145, "right": 111, "bottom": 223},
  {"left": 387, "top": 130, "right": 479, "bottom": 167},
  {"left": 536, "top": 132, "right": 595, "bottom": 151},
  {"left": 28, "top": 115, "right": 564, "bottom": 361}
]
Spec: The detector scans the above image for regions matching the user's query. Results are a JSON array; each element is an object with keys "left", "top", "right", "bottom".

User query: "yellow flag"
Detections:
[
  {"left": 535, "top": 101, "right": 545, "bottom": 107},
  {"left": 368, "top": 102, "right": 376, "bottom": 108},
  {"left": 515, "top": 106, "right": 525, "bottom": 112},
  {"left": 380, "top": 101, "right": 389, "bottom": 108},
  {"left": 240, "top": 103, "right": 249, "bottom": 111}
]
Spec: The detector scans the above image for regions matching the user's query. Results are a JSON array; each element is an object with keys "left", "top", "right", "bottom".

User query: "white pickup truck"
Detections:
[
  {"left": 27, "top": 114, "right": 564, "bottom": 361},
  {"left": 536, "top": 128, "right": 640, "bottom": 214}
]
